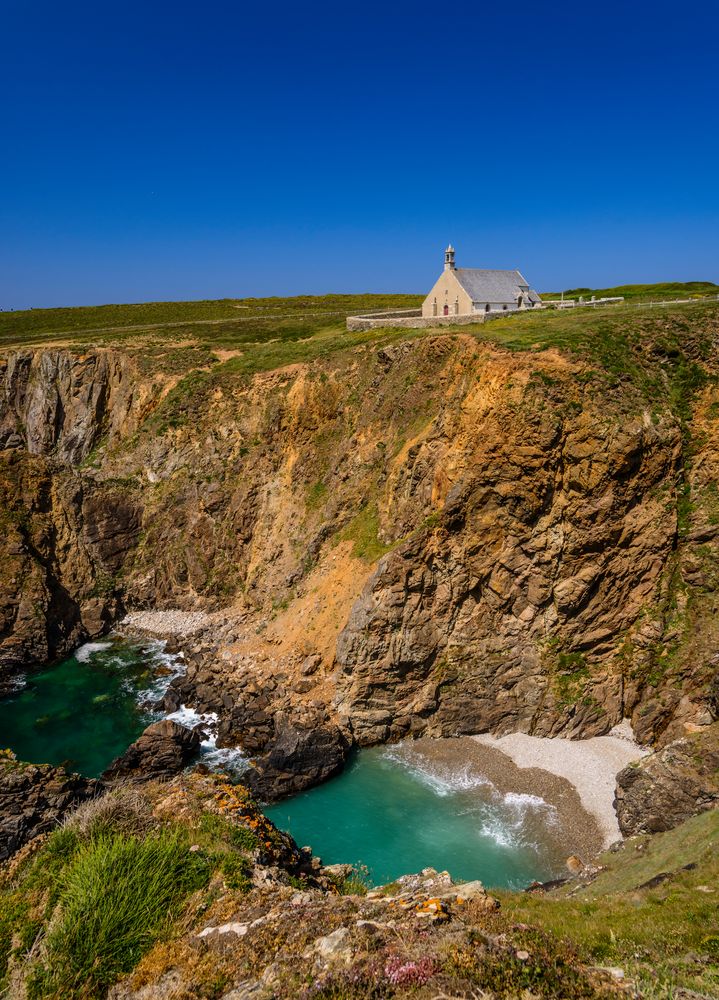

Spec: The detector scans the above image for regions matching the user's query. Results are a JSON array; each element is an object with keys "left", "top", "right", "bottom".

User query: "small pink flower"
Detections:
[{"left": 384, "top": 954, "right": 436, "bottom": 986}]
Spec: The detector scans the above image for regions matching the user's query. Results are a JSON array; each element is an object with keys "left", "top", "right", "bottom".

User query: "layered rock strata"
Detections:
[{"left": 1, "top": 324, "right": 718, "bottom": 798}]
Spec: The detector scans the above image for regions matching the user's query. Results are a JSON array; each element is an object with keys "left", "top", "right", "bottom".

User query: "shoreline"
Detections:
[
  {"left": 472, "top": 722, "right": 649, "bottom": 851},
  {"left": 118, "top": 609, "right": 215, "bottom": 637},
  {"left": 397, "top": 736, "right": 609, "bottom": 864},
  {"left": 17, "top": 608, "right": 649, "bottom": 865}
]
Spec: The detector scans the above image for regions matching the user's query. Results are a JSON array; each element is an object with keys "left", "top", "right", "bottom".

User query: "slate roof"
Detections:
[{"left": 453, "top": 268, "right": 540, "bottom": 304}]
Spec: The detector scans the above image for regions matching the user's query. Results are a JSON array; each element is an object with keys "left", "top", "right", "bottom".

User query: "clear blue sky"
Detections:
[{"left": 2, "top": 0, "right": 718, "bottom": 309}]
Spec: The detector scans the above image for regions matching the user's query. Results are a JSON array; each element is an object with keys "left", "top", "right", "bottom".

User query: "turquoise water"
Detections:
[
  {"left": 2, "top": 642, "right": 564, "bottom": 888},
  {"left": 266, "top": 743, "right": 567, "bottom": 889},
  {"left": 0, "top": 638, "right": 181, "bottom": 777}
]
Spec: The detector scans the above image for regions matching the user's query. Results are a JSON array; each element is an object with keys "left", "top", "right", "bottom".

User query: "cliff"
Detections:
[
  {"left": 1, "top": 297, "right": 719, "bottom": 999},
  {"left": 2, "top": 303, "right": 718, "bottom": 765}
]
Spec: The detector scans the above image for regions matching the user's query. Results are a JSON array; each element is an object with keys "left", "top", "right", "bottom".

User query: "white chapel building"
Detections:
[{"left": 422, "top": 246, "right": 542, "bottom": 318}]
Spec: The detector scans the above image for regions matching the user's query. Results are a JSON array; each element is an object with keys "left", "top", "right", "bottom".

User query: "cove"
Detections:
[
  {"left": 0, "top": 637, "right": 183, "bottom": 777},
  {"left": 0, "top": 636, "right": 247, "bottom": 778},
  {"left": 265, "top": 743, "right": 569, "bottom": 889}
]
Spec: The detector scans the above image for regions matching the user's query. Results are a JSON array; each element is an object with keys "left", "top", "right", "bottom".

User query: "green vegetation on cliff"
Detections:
[
  {"left": 500, "top": 809, "right": 719, "bottom": 999},
  {"left": 29, "top": 830, "right": 211, "bottom": 998},
  {"left": 1, "top": 773, "right": 717, "bottom": 999}
]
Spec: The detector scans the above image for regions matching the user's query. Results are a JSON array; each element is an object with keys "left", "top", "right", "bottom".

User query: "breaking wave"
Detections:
[
  {"left": 165, "top": 703, "right": 247, "bottom": 777},
  {"left": 381, "top": 741, "right": 559, "bottom": 854},
  {"left": 74, "top": 641, "right": 114, "bottom": 663},
  {"left": 381, "top": 744, "right": 495, "bottom": 796}
]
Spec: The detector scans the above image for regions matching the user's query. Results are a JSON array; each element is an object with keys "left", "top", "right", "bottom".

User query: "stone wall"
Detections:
[
  {"left": 345, "top": 307, "right": 538, "bottom": 332},
  {"left": 346, "top": 309, "right": 486, "bottom": 332}
]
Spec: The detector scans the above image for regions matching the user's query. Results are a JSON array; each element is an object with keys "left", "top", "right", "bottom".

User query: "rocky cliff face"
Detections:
[
  {"left": 335, "top": 381, "right": 682, "bottom": 745},
  {"left": 615, "top": 722, "right": 719, "bottom": 835},
  {"left": 0, "top": 751, "right": 101, "bottom": 862},
  {"left": 0, "top": 349, "right": 160, "bottom": 462},
  {"left": 0, "top": 350, "right": 165, "bottom": 680},
  {"left": 0, "top": 453, "right": 141, "bottom": 682},
  {"left": 1, "top": 320, "right": 717, "bottom": 765}
]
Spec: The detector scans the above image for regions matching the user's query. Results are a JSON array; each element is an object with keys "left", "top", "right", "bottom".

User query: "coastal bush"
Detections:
[
  {"left": 197, "top": 810, "right": 259, "bottom": 852},
  {"left": 444, "top": 928, "right": 606, "bottom": 998},
  {"left": 28, "top": 830, "right": 210, "bottom": 999},
  {"left": 325, "top": 863, "right": 371, "bottom": 895},
  {"left": 0, "top": 824, "right": 85, "bottom": 986}
]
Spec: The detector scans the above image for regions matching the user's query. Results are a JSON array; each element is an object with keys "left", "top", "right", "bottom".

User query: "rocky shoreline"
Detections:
[
  {"left": 113, "top": 610, "right": 719, "bottom": 861},
  {"left": 3, "top": 599, "right": 715, "bottom": 876}
]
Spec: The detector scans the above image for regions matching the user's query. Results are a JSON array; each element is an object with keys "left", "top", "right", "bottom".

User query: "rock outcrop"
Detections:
[
  {"left": 0, "top": 752, "right": 101, "bottom": 861},
  {"left": 243, "top": 715, "right": 352, "bottom": 800},
  {"left": 614, "top": 724, "right": 719, "bottom": 835},
  {"left": 0, "top": 452, "right": 141, "bottom": 684},
  {"left": 0, "top": 349, "right": 156, "bottom": 463},
  {"left": 2, "top": 773, "right": 629, "bottom": 1000},
  {"left": 103, "top": 720, "right": 201, "bottom": 782}
]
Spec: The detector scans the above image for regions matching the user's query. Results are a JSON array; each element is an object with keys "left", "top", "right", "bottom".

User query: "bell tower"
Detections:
[{"left": 444, "top": 244, "right": 456, "bottom": 271}]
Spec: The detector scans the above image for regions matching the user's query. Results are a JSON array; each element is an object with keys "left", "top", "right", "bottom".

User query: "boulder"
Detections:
[
  {"left": 103, "top": 720, "right": 200, "bottom": 782},
  {"left": 614, "top": 724, "right": 719, "bottom": 836},
  {"left": 308, "top": 926, "right": 353, "bottom": 964},
  {"left": 242, "top": 718, "right": 351, "bottom": 801}
]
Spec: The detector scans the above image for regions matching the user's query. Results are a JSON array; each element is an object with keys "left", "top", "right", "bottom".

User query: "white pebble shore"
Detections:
[
  {"left": 120, "top": 610, "right": 211, "bottom": 636},
  {"left": 473, "top": 721, "right": 649, "bottom": 849}
]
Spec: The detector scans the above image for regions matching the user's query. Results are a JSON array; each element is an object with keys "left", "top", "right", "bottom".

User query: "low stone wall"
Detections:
[{"left": 346, "top": 309, "right": 486, "bottom": 332}]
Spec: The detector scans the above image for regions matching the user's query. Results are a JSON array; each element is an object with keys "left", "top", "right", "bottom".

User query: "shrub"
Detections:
[
  {"left": 228, "top": 825, "right": 259, "bottom": 851},
  {"left": 384, "top": 954, "right": 436, "bottom": 986},
  {"left": 197, "top": 811, "right": 259, "bottom": 852},
  {"left": 64, "top": 787, "right": 155, "bottom": 839},
  {"left": 326, "top": 864, "right": 371, "bottom": 896}
]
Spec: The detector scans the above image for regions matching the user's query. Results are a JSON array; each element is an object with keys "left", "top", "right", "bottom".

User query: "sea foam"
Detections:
[
  {"left": 381, "top": 743, "right": 495, "bottom": 796},
  {"left": 165, "top": 703, "right": 247, "bottom": 776},
  {"left": 74, "top": 641, "right": 114, "bottom": 663},
  {"left": 381, "top": 741, "right": 559, "bottom": 855}
]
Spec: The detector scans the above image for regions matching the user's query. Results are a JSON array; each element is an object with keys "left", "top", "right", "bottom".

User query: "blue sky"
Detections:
[{"left": 1, "top": 0, "right": 718, "bottom": 308}]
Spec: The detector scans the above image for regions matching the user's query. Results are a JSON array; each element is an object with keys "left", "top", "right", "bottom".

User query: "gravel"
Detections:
[
  {"left": 472, "top": 722, "right": 649, "bottom": 849},
  {"left": 120, "top": 610, "right": 211, "bottom": 636}
]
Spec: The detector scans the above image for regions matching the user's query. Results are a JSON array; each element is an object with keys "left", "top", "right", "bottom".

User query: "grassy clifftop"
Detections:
[
  {"left": 1, "top": 772, "right": 716, "bottom": 999},
  {"left": 0, "top": 294, "right": 423, "bottom": 348},
  {"left": 2, "top": 281, "right": 715, "bottom": 349},
  {"left": 2, "top": 290, "right": 718, "bottom": 396}
]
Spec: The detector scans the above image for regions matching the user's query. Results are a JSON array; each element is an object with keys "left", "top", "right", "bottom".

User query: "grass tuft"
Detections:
[{"left": 28, "top": 830, "right": 210, "bottom": 999}]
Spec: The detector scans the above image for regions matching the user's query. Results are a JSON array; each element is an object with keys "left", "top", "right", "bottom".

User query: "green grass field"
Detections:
[
  {"left": 2, "top": 282, "right": 716, "bottom": 349},
  {"left": 542, "top": 280, "right": 719, "bottom": 302},
  {"left": 0, "top": 293, "right": 423, "bottom": 347}
]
